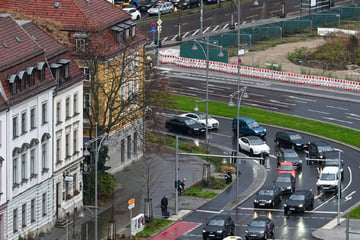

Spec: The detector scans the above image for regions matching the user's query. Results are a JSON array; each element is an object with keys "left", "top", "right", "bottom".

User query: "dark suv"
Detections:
[
  {"left": 202, "top": 214, "right": 235, "bottom": 240},
  {"left": 253, "top": 186, "right": 281, "bottom": 208},
  {"left": 308, "top": 141, "right": 336, "bottom": 165},
  {"left": 274, "top": 131, "right": 308, "bottom": 150},
  {"left": 180, "top": 0, "right": 200, "bottom": 9}
]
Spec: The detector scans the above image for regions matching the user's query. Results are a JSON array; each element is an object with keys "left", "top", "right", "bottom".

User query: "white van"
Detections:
[{"left": 316, "top": 166, "right": 340, "bottom": 193}]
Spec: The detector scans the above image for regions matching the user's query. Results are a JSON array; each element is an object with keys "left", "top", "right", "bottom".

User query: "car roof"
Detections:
[
  {"left": 281, "top": 148, "right": 297, "bottom": 153},
  {"left": 277, "top": 131, "right": 299, "bottom": 135},
  {"left": 209, "top": 214, "right": 231, "bottom": 220},
  {"left": 321, "top": 166, "right": 339, "bottom": 173},
  {"left": 280, "top": 161, "right": 294, "bottom": 166},
  {"left": 233, "top": 117, "right": 255, "bottom": 122},
  {"left": 259, "top": 186, "right": 278, "bottom": 190},
  {"left": 292, "top": 190, "right": 311, "bottom": 195},
  {"left": 310, "top": 141, "right": 330, "bottom": 146},
  {"left": 244, "top": 136, "right": 262, "bottom": 140},
  {"left": 277, "top": 172, "right": 294, "bottom": 178},
  {"left": 253, "top": 216, "right": 270, "bottom": 221}
]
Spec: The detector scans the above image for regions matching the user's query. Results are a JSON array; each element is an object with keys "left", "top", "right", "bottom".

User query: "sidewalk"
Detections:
[{"left": 312, "top": 216, "right": 360, "bottom": 240}]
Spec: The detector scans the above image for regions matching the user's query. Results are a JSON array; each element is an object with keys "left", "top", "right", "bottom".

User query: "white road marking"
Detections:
[
  {"left": 308, "top": 109, "right": 330, "bottom": 115},
  {"left": 203, "top": 27, "right": 210, "bottom": 34},
  {"left": 195, "top": 209, "right": 223, "bottom": 214},
  {"left": 345, "top": 191, "right": 356, "bottom": 202},
  {"left": 292, "top": 100, "right": 308, "bottom": 104},
  {"left": 346, "top": 113, "right": 360, "bottom": 118},
  {"left": 326, "top": 105, "right": 348, "bottom": 111},
  {"left": 212, "top": 25, "right": 220, "bottom": 32},
  {"left": 270, "top": 99, "right": 296, "bottom": 106},
  {"left": 347, "top": 116, "right": 360, "bottom": 121},
  {"left": 288, "top": 95, "right": 316, "bottom": 102},
  {"left": 322, "top": 117, "right": 353, "bottom": 124},
  {"left": 162, "top": 37, "right": 168, "bottom": 42},
  {"left": 237, "top": 207, "right": 338, "bottom": 214},
  {"left": 171, "top": 35, "right": 178, "bottom": 41},
  {"left": 222, "top": 24, "right": 229, "bottom": 30},
  {"left": 183, "top": 32, "right": 190, "bottom": 38},
  {"left": 191, "top": 29, "right": 199, "bottom": 36}
]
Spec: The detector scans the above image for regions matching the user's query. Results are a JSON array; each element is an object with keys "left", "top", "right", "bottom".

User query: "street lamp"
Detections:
[
  {"left": 83, "top": 123, "right": 109, "bottom": 240},
  {"left": 228, "top": 86, "right": 248, "bottom": 198},
  {"left": 192, "top": 37, "right": 224, "bottom": 144}
]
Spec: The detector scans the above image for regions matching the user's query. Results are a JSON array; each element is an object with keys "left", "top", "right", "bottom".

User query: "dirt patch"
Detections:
[{"left": 229, "top": 38, "right": 360, "bottom": 81}]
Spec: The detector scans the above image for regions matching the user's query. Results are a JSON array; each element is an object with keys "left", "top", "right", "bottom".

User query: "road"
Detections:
[{"left": 152, "top": 62, "right": 360, "bottom": 239}]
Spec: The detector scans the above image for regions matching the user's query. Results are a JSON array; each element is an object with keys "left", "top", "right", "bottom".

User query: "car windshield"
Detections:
[
  {"left": 320, "top": 173, "right": 336, "bottom": 180},
  {"left": 283, "top": 151, "right": 298, "bottom": 158},
  {"left": 249, "top": 138, "right": 264, "bottom": 145},
  {"left": 248, "top": 121, "right": 260, "bottom": 128},
  {"left": 208, "top": 219, "right": 225, "bottom": 226},
  {"left": 276, "top": 176, "right": 290, "bottom": 183},
  {"left": 325, "top": 159, "right": 340, "bottom": 166},
  {"left": 318, "top": 145, "right": 333, "bottom": 152},
  {"left": 196, "top": 112, "right": 207, "bottom": 119},
  {"left": 259, "top": 190, "right": 274, "bottom": 196},
  {"left": 289, "top": 194, "right": 305, "bottom": 201},
  {"left": 250, "top": 220, "right": 266, "bottom": 227},
  {"left": 280, "top": 165, "right": 294, "bottom": 171},
  {"left": 184, "top": 118, "right": 197, "bottom": 125},
  {"left": 289, "top": 134, "right": 302, "bottom": 140}
]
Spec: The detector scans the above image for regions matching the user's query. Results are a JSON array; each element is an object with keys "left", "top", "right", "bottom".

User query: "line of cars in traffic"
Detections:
[{"left": 164, "top": 113, "right": 344, "bottom": 239}]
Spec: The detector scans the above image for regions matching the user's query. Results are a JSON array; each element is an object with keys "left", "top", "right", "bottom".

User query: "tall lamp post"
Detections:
[
  {"left": 83, "top": 123, "right": 109, "bottom": 240},
  {"left": 192, "top": 37, "right": 224, "bottom": 144},
  {"left": 229, "top": 86, "right": 248, "bottom": 198}
]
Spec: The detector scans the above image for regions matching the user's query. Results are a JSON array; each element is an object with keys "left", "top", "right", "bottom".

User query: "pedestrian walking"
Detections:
[
  {"left": 161, "top": 195, "right": 169, "bottom": 218},
  {"left": 146, "top": 55, "right": 153, "bottom": 69}
]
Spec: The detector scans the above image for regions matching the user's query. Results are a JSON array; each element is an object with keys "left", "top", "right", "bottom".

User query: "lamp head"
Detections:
[{"left": 84, "top": 145, "right": 91, "bottom": 157}]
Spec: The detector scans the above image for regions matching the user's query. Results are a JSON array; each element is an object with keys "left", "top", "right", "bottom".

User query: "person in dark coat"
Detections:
[{"left": 161, "top": 195, "right": 168, "bottom": 218}]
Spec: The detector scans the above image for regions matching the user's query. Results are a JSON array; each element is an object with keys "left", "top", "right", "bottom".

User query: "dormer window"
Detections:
[
  {"left": 125, "top": 21, "right": 136, "bottom": 38},
  {"left": 18, "top": 71, "right": 26, "bottom": 91},
  {"left": 8, "top": 74, "right": 17, "bottom": 95},
  {"left": 26, "top": 67, "right": 35, "bottom": 87},
  {"left": 50, "top": 63, "right": 62, "bottom": 82},
  {"left": 73, "top": 32, "right": 89, "bottom": 53},
  {"left": 58, "top": 59, "right": 71, "bottom": 79},
  {"left": 111, "top": 23, "right": 131, "bottom": 45},
  {"left": 36, "top": 62, "right": 46, "bottom": 82}
]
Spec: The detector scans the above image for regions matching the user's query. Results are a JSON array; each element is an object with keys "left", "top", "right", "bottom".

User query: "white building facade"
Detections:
[{"left": 0, "top": 110, "right": 7, "bottom": 240}]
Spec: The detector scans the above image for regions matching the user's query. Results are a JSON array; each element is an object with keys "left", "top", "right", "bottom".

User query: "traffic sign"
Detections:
[
  {"left": 128, "top": 203, "right": 135, "bottom": 209},
  {"left": 151, "top": 28, "right": 156, "bottom": 33},
  {"left": 151, "top": 22, "right": 156, "bottom": 28},
  {"left": 128, "top": 198, "right": 135, "bottom": 205},
  {"left": 157, "top": 19, "right": 162, "bottom": 25}
]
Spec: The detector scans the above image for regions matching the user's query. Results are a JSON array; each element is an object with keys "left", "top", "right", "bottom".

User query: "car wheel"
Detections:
[
  {"left": 276, "top": 140, "right": 280, "bottom": 146},
  {"left": 136, "top": 15, "right": 140, "bottom": 20},
  {"left": 250, "top": 149, "right": 254, "bottom": 156}
]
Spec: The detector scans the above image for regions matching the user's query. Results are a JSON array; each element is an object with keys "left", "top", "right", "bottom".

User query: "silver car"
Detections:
[{"left": 147, "top": 2, "right": 174, "bottom": 15}]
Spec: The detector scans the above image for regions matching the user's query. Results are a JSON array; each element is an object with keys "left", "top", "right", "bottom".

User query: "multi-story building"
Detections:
[
  {"left": 4, "top": 0, "right": 147, "bottom": 174},
  {"left": 0, "top": 14, "right": 84, "bottom": 239}
]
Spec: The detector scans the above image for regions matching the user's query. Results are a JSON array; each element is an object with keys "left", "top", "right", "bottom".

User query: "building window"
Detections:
[
  {"left": 128, "top": 81, "right": 133, "bottom": 98},
  {"left": 13, "top": 209, "right": 18, "bottom": 233},
  {"left": 127, "top": 135, "right": 131, "bottom": 159},
  {"left": 56, "top": 138, "right": 61, "bottom": 163},
  {"left": 56, "top": 101, "right": 61, "bottom": 124},
  {"left": 13, "top": 116, "right": 18, "bottom": 138},
  {"left": 121, "top": 140, "right": 125, "bottom": 162},
  {"left": 66, "top": 97, "right": 70, "bottom": 119},
  {"left": 12, "top": 82, "right": 17, "bottom": 95},
  {"left": 31, "top": 199, "right": 35, "bottom": 222},
  {"left": 65, "top": 134, "right": 70, "bottom": 158},
  {"left": 22, "top": 204, "right": 26, "bottom": 227},
  {"left": 80, "top": 67, "right": 90, "bottom": 82},
  {"left": 42, "top": 143, "right": 47, "bottom": 171},
  {"left": 29, "top": 73, "right": 35, "bottom": 86},
  {"left": 75, "top": 38, "right": 86, "bottom": 52},
  {"left": 13, "top": 157, "right": 18, "bottom": 186},
  {"left": 20, "top": 78, "right": 25, "bottom": 91},
  {"left": 39, "top": 69, "right": 45, "bottom": 82},
  {"left": 21, "top": 112, "right": 26, "bottom": 134},
  {"left": 64, "top": 64, "right": 69, "bottom": 79},
  {"left": 73, "top": 94, "right": 78, "bottom": 115},
  {"left": 30, "top": 148, "right": 36, "bottom": 177},
  {"left": 42, "top": 193, "right": 46, "bottom": 216},
  {"left": 42, "top": 102, "right": 47, "bottom": 124},
  {"left": 83, "top": 93, "right": 91, "bottom": 116},
  {"left": 21, "top": 153, "right": 26, "bottom": 181},
  {"left": 134, "top": 79, "right": 139, "bottom": 99},
  {"left": 73, "top": 129, "right": 78, "bottom": 154},
  {"left": 30, "top": 108, "right": 36, "bottom": 130}
]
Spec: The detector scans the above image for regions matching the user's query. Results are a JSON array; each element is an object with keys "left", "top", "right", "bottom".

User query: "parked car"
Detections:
[
  {"left": 180, "top": 0, "right": 201, "bottom": 8},
  {"left": 307, "top": 141, "right": 336, "bottom": 165},
  {"left": 122, "top": 7, "right": 141, "bottom": 20},
  {"left": 244, "top": 216, "right": 274, "bottom": 240},
  {"left": 316, "top": 166, "right": 341, "bottom": 194},
  {"left": 165, "top": 116, "right": 206, "bottom": 136},
  {"left": 253, "top": 186, "right": 281, "bottom": 208},
  {"left": 277, "top": 161, "right": 296, "bottom": 178},
  {"left": 180, "top": 112, "right": 219, "bottom": 129},
  {"left": 284, "top": 190, "right": 314, "bottom": 214},
  {"left": 232, "top": 117, "right": 266, "bottom": 138},
  {"left": 138, "top": 0, "right": 157, "bottom": 11},
  {"left": 277, "top": 148, "right": 302, "bottom": 170},
  {"left": 238, "top": 136, "right": 270, "bottom": 156},
  {"left": 147, "top": 1, "right": 173, "bottom": 15},
  {"left": 171, "top": 0, "right": 181, "bottom": 7},
  {"left": 274, "top": 131, "right": 308, "bottom": 150},
  {"left": 275, "top": 173, "right": 296, "bottom": 194},
  {"left": 202, "top": 214, "right": 235, "bottom": 240}
]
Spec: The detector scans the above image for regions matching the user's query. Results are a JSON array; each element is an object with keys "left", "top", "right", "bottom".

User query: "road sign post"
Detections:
[{"left": 128, "top": 198, "right": 135, "bottom": 240}]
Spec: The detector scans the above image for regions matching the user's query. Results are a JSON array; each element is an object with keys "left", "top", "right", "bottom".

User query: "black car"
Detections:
[
  {"left": 253, "top": 186, "right": 281, "bottom": 208},
  {"left": 180, "top": 0, "right": 200, "bottom": 9},
  {"left": 275, "top": 173, "right": 296, "bottom": 194},
  {"left": 165, "top": 116, "right": 206, "bottom": 136},
  {"left": 274, "top": 131, "right": 308, "bottom": 150},
  {"left": 277, "top": 148, "right": 303, "bottom": 169},
  {"left": 307, "top": 141, "right": 336, "bottom": 165},
  {"left": 202, "top": 214, "right": 235, "bottom": 240},
  {"left": 245, "top": 216, "right": 274, "bottom": 240},
  {"left": 138, "top": 0, "right": 157, "bottom": 11},
  {"left": 284, "top": 190, "right": 314, "bottom": 214}
]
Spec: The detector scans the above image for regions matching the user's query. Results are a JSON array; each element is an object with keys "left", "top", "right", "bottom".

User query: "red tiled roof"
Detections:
[
  {"left": 0, "top": 13, "right": 44, "bottom": 71},
  {"left": 3, "top": 0, "right": 130, "bottom": 32}
]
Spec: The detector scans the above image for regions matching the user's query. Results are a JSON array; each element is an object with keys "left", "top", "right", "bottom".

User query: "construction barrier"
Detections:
[{"left": 159, "top": 52, "right": 360, "bottom": 92}]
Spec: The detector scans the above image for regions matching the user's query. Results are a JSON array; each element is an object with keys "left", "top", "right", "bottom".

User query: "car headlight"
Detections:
[
  {"left": 298, "top": 204, "right": 303, "bottom": 208},
  {"left": 254, "top": 199, "right": 259, "bottom": 203},
  {"left": 245, "top": 230, "right": 248, "bottom": 234},
  {"left": 216, "top": 230, "right": 223, "bottom": 233},
  {"left": 266, "top": 200, "right": 272, "bottom": 203},
  {"left": 299, "top": 160, "right": 303, "bottom": 163},
  {"left": 284, "top": 203, "right": 287, "bottom": 207},
  {"left": 202, "top": 229, "right": 206, "bottom": 233},
  {"left": 320, "top": 156, "right": 324, "bottom": 159},
  {"left": 286, "top": 186, "right": 291, "bottom": 189}
]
